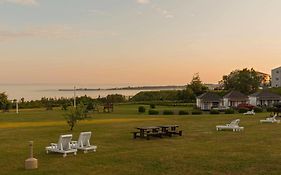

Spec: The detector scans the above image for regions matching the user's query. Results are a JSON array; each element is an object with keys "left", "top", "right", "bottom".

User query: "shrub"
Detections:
[
  {"left": 210, "top": 109, "right": 220, "bottom": 114},
  {"left": 138, "top": 106, "right": 146, "bottom": 113},
  {"left": 192, "top": 110, "right": 203, "bottom": 115},
  {"left": 266, "top": 107, "right": 275, "bottom": 112},
  {"left": 179, "top": 110, "right": 189, "bottom": 115},
  {"left": 148, "top": 109, "right": 159, "bottom": 115},
  {"left": 163, "top": 110, "right": 174, "bottom": 115},
  {"left": 150, "top": 104, "right": 156, "bottom": 109},
  {"left": 238, "top": 107, "right": 249, "bottom": 113},
  {"left": 254, "top": 107, "right": 263, "bottom": 113},
  {"left": 225, "top": 108, "right": 235, "bottom": 114}
]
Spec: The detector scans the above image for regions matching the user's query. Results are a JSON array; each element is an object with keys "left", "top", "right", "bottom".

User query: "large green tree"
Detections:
[
  {"left": 220, "top": 68, "right": 261, "bottom": 94},
  {"left": 187, "top": 73, "right": 208, "bottom": 96}
]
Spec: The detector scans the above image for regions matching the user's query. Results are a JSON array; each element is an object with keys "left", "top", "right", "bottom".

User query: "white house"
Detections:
[
  {"left": 196, "top": 92, "right": 222, "bottom": 110},
  {"left": 272, "top": 66, "right": 281, "bottom": 87},
  {"left": 223, "top": 91, "right": 248, "bottom": 108},
  {"left": 249, "top": 90, "right": 281, "bottom": 107}
]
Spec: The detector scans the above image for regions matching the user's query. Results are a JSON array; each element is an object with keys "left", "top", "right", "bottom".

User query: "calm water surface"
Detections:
[{"left": 0, "top": 84, "right": 181, "bottom": 101}]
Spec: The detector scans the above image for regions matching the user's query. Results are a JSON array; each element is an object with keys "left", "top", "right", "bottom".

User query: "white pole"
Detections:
[{"left": 74, "top": 86, "right": 76, "bottom": 108}]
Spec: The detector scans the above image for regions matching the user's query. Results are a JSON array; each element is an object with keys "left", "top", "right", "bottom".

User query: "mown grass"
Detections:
[{"left": 0, "top": 104, "right": 281, "bottom": 175}]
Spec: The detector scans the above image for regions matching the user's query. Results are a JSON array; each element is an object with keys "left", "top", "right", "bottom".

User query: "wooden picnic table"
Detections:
[
  {"left": 158, "top": 125, "right": 182, "bottom": 136},
  {"left": 133, "top": 126, "right": 162, "bottom": 140}
]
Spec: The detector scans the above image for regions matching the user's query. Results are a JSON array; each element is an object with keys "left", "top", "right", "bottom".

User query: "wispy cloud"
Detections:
[
  {"left": 87, "top": 9, "right": 111, "bottom": 17},
  {"left": 0, "top": 0, "right": 38, "bottom": 6},
  {"left": 136, "top": 0, "right": 150, "bottom": 4},
  {"left": 0, "top": 25, "right": 119, "bottom": 42},
  {"left": 136, "top": 0, "right": 174, "bottom": 19}
]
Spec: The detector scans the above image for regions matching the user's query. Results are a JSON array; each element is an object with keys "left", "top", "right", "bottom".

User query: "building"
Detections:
[
  {"left": 272, "top": 66, "right": 281, "bottom": 87},
  {"left": 223, "top": 91, "right": 249, "bottom": 108},
  {"left": 196, "top": 92, "right": 222, "bottom": 110},
  {"left": 256, "top": 71, "right": 271, "bottom": 86},
  {"left": 249, "top": 90, "right": 281, "bottom": 107}
]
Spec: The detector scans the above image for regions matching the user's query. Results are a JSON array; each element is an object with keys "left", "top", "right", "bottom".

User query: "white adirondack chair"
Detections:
[
  {"left": 216, "top": 119, "right": 244, "bottom": 132},
  {"left": 244, "top": 109, "right": 255, "bottom": 115},
  {"left": 71, "top": 132, "right": 97, "bottom": 153},
  {"left": 46, "top": 134, "right": 77, "bottom": 157},
  {"left": 260, "top": 114, "right": 280, "bottom": 123}
]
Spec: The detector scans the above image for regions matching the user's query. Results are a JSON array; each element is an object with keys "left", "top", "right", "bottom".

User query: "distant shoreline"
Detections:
[{"left": 58, "top": 85, "right": 186, "bottom": 91}]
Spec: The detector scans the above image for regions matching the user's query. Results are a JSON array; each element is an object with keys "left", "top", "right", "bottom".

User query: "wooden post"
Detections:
[{"left": 25, "top": 141, "right": 38, "bottom": 170}]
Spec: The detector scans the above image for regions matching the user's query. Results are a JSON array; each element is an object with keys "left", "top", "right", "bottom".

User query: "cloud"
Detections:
[
  {"left": 136, "top": 0, "right": 174, "bottom": 19},
  {"left": 0, "top": 25, "right": 80, "bottom": 41},
  {"left": 136, "top": 0, "right": 150, "bottom": 4},
  {"left": 0, "top": 0, "right": 38, "bottom": 6},
  {"left": 152, "top": 5, "right": 174, "bottom": 19},
  {"left": 87, "top": 9, "right": 111, "bottom": 17},
  {"left": 0, "top": 25, "right": 119, "bottom": 42}
]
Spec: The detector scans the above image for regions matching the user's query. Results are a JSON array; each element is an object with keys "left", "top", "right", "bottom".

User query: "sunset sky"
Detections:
[{"left": 0, "top": 0, "right": 281, "bottom": 86}]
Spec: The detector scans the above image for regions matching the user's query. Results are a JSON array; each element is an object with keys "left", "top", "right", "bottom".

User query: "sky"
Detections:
[{"left": 0, "top": 0, "right": 281, "bottom": 86}]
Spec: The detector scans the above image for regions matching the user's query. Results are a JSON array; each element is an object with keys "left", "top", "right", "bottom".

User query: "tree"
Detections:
[
  {"left": 273, "top": 102, "right": 281, "bottom": 116},
  {"left": 220, "top": 68, "right": 261, "bottom": 94},
  {"left": 65, "top": 103, "right": 88, "bottom": 131},
  {"left": 178, "top": 87, "right": 195, "bottom": 102},
  {"left": 187, "top": 73, "right": 208, "bottom": 96},
  {"left": 0, "top": 92, "right": 11, "bottom": 112}
]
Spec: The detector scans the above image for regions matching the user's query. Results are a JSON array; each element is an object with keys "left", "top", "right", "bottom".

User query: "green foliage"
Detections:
[
  {"left": 187, "top": 73, "right": 208, "bottom": 96},
  {"left": 65, "top": 103, "right": 88, "bottom": 131},
  {"left": 238, "top": 108, "right": 249, "bottom": 113},
  {"left": 273, "top": 102, "right": 281, "bottom": 115},
  {"left": 191, "top": 110, "right": 203, "bottom": 115},
  {"left": 179, "top": 110, "right": 189, "bottom": 115},
  {"left": 131, "top": 90, "right": 180, "bottom": 102},
  {"left": 224, "top": 108, "right": 235, "bottom": 114},
  {"left": 266, "top": 107, "right": 275, "bottom": 112},
  {"left": 177, "top": 87, "right": 195, "bottom": 102},
  {"left": 220, "top": 68, "right": 261, "bottom": 94},
  {"left": 106, "top": 94, "right": 126, "bottom": 103},
  {"left": 148, "top": 109, "right": 159, "bottom": 115},
  {"left": 138, "top": 106, "right": 146, "bottom": 113},
  {"left": 254, "top": 107, "right": 263, "bottom": 113},
  {"left": 210, "top": 109, "right": 220, "bottom": 114},
  {"left": 150, "top": 104, "right": 156, "bottom": 109},
  {"left": 0, "top": 93, "right": 11, "bottom": 112},
  {"left": 163, "top": 110, "right": 174, "bottom": 115}
]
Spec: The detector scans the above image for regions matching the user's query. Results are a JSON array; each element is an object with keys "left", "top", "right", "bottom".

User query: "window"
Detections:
[
  {"left": 277, "top": 71, "right": 280, "bottom": 73},
  {"left": 276, "top": 78, "right": 279, "bottom": 81}
]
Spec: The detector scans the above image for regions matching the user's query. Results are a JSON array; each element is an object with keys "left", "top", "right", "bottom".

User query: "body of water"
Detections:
[{"left": 0, "top": 84, "right": 183, "bottom": 101}]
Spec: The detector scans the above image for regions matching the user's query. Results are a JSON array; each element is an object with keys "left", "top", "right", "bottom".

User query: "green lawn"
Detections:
[{"left": 0, "top": 104, "right": 281, "bottom": 175}]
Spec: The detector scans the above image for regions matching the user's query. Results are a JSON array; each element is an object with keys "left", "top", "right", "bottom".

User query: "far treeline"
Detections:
[{"left": 1, "top": 68, "right": 281, "bottom": 112}]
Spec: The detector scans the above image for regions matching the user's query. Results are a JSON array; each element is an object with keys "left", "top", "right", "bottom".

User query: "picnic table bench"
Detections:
[{"left": 132, "top": 125, "right": 182, "bottom": 140}]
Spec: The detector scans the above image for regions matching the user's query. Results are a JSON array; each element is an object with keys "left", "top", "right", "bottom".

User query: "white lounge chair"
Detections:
[
  {"left": 46, "top": 134, "right": 77, "bottom": 157},
  {"left": 216, "top": 119, "right": 244, "bottom": 132},
  {"left": 244, "top": 110, "right": 255, "bottom": 115},
  {"left": 260, "top": 114, "right": 280, "bottom": 123},
  {"left": 71, "top": 132, "right": 97, "bottom": 153}
]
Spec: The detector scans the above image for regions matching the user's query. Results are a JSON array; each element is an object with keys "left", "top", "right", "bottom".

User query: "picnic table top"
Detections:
[
  {"left": 158, "top": 125, "right": 179, "bottom": 128},
  {"left": 136, "top": 126, "right": 160, "bottom": 130}
]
